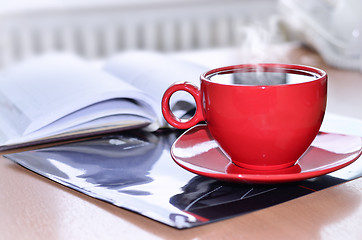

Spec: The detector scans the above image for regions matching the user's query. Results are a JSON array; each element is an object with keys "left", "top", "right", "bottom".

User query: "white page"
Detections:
[
  {"left": 4, "top": 115, "right": 151, "bottom": 146},
  {"left": 24, "top": 99, "right": 157, "bottom": 137},
  {"left": 103, "top": 51, "right": 209, "bottom": 124},
  {"left": 0, "top": 53, "right": 158, "bottom": 142}
]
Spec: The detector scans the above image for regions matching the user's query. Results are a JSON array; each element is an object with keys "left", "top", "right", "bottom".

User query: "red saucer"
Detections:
[{"left": 171, "top": 125, "right": 362, "bottom": 184}]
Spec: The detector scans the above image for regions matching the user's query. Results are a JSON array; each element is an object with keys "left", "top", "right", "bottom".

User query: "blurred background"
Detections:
[
  {"left": 0, "top": 0, "right": 276, "bottom": 66},
  {"left": 0, "top": 0, "right": 361, "bottom": 71}
]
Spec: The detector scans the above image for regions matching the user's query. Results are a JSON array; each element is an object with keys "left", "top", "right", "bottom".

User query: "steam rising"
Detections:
[
  {"left": 238, "top": 18, "right": 287, "bottom": 64},
  {"left": 234, "top": 19, "right": 293, "bottom": 86}
]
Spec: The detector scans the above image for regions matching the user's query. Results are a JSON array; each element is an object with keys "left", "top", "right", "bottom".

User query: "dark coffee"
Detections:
[{"left": 207, "top": 66, "right": 320, "bottom": 86}]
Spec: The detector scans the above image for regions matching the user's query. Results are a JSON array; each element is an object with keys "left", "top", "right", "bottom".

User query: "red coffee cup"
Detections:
[{"left": 162, "top": 64, "right": 327, "bottom": 171}]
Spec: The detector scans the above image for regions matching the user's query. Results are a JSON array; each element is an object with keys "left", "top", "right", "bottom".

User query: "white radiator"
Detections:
[{"left": 0, "top": 0, "right": 277, "bottom": 67}]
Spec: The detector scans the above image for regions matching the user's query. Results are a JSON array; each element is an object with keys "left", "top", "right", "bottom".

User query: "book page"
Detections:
[
  {"left": 4, "top": 115, "right": 151, "bottom": 147},
  {"left": 24, "top": 99, "right": 156, "bottom": 137},
  {"left": 103, "top": 51, "right": 209, "bottom": 124},
  {"left": 0, "top": 53, "right": 158, "bottom": 145}
]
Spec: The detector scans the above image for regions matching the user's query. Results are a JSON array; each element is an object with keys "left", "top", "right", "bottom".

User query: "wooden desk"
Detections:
[{"left": 1, "top": 46, "right": 362, "bottom": 240}]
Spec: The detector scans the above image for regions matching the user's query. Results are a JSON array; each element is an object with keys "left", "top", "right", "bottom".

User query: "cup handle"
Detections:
[{"left": 161, "top": 82, "right": 205, "bottom": 129}]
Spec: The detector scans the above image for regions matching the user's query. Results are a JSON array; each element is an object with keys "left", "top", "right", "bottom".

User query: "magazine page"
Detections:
[
  {"left": 4, "top": 115, "right": 151, "bottom": 148},
  {"left": 0, "top": 53, "right": 158, "bottom": 147},
  {"left": 103, "top": 51, "right": 209, "bottom": 125},
  {"left": 2, "top": 99, "right": 155, "bottom": 147},
  {"left": 5, "top": 116, "right": 362, "bottom": 228}
]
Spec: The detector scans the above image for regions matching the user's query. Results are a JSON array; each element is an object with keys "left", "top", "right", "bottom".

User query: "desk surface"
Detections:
[{"left": 1, "top": 46, "right": 362, "bottom": 240}]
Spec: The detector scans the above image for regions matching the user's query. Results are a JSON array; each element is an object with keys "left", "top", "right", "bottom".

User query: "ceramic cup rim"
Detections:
[{"left": 200, "top": 63, "right": 327, "bottom": 87}]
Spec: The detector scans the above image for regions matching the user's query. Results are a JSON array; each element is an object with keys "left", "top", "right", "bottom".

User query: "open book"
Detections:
[{"left": 0, "top": 51, "right": 208, "bottom": 150}]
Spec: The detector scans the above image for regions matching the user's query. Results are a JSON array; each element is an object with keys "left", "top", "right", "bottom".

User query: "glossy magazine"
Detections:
[{"left": 5, "top": 129, "right": 362, "bottom": 229}]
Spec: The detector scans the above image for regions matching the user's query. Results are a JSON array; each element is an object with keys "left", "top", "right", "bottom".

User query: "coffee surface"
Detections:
[{"left": 208, "top": 67, "right": 320, "bottom": 86}]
